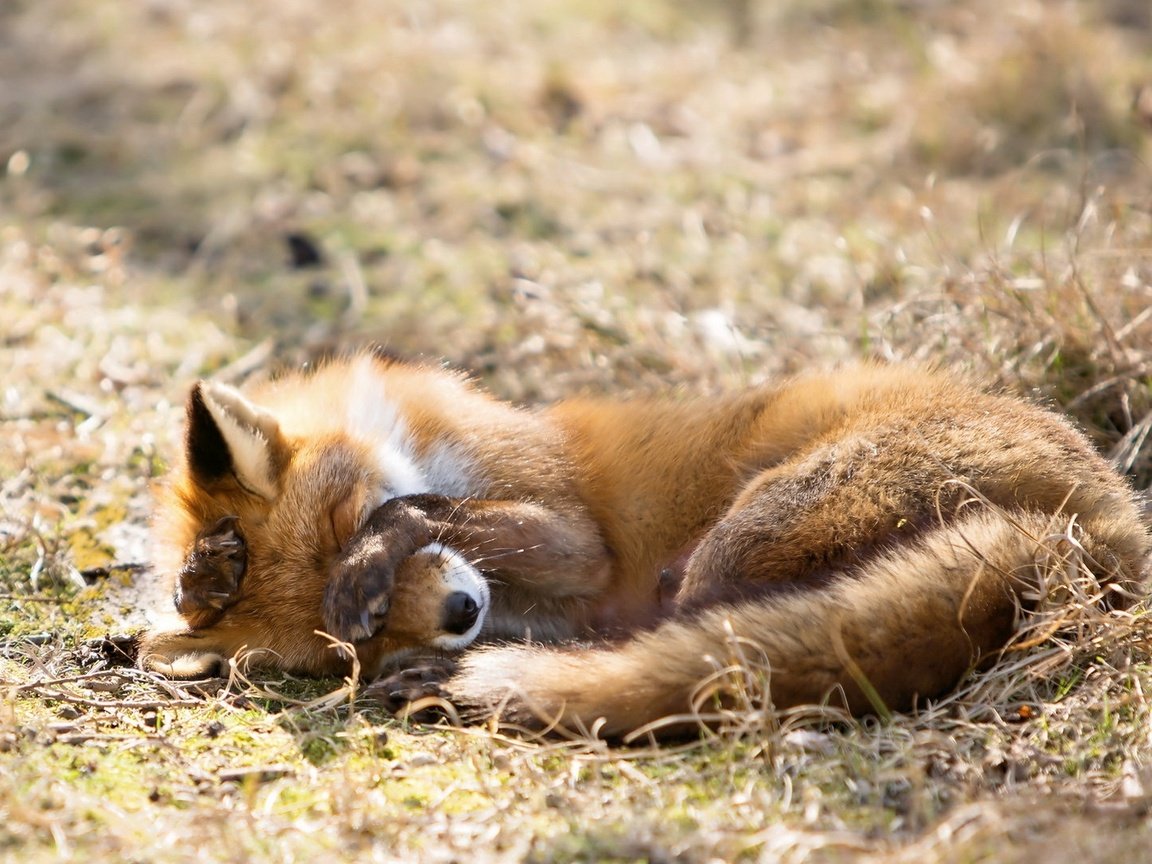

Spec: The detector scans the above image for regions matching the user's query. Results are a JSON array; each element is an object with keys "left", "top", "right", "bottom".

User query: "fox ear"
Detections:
[{"left": 186, "top": 382, "right": 288, "bottom": 499}]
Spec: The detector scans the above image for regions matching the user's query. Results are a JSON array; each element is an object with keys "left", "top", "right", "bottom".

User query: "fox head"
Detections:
[{"left": 139, "top": 377, "right": 487, "bottom": 680}]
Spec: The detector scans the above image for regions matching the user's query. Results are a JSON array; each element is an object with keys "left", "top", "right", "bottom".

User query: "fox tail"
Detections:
[{"left": 443, "top": 510, "right": 1144, "bottom": 740}]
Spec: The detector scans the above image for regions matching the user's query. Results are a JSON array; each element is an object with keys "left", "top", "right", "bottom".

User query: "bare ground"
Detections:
[{"left": 3, "top": 1, "right": 1152, "bottom": 861}]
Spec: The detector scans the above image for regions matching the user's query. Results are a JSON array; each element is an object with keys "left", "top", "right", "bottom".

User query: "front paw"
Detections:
[
  {"left": 323, "top": 550, "right": 396, "bottom": 644},
  {"left": 363, "top": 660, "right": 459, "bottom": 721},
  {"left": 322, "top": 497, "right": 441, "bottom": 642},
  {"left": 174, "top": 516, "right": 246, "bottom": 627}
]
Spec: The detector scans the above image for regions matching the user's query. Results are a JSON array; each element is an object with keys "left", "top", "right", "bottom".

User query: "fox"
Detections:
[{"left": 139, "top": 352, "right": 1150, "bottom": 739}]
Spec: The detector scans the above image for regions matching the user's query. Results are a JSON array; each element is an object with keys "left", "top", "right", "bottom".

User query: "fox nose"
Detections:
[{"left": 442, "top": 591, "right": 481, "bottom": 635}]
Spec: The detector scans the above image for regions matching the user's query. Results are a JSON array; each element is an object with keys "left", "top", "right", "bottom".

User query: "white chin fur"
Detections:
[{"left": 420, "top": 542, "right": 489, "bottom": 650}]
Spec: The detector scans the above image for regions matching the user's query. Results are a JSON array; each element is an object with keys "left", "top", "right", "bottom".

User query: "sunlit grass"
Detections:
[{"left": 2, "top": 0, "right": 1152, "bottom": 861}]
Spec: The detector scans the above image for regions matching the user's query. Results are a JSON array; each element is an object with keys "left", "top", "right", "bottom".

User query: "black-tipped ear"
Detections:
[
  {"left": 182, "top": 380, "right": 287, "bottom": 500},
  {"left": 186, "top": 383, "right": 234, "bottom": 484}
]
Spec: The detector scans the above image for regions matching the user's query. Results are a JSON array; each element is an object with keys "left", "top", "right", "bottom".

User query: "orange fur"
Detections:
[{"left": 140, "top": 355, "right": 1150, "bottom": 738}]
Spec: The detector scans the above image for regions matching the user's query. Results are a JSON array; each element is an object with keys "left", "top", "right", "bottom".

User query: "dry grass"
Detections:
[{"left": 3, "top": 0, "right": 1152, "bottom": 861}]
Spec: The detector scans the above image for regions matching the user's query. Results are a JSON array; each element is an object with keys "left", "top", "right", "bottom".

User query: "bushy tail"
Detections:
[{"left": 444, "top": 510, "right": 1142, "bottom": 740}]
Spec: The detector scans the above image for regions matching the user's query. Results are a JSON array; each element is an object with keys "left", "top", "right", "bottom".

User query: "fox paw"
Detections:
[
  {"left": 323, "top": 497, "right": 444, "bottom": 642},
  {"left": 364, "top": 660, "right": 459, "bottom": 722},
  {"left": 324, "top": 554, "right": 396, "bottom": 644},
  {"left": 174, "top": 516, "right": 246, "bottom": 626}
]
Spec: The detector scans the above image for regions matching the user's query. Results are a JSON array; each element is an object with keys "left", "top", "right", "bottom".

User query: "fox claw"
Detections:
[{"left": 205, "top": 591, "right": 234, "bottom": 609}]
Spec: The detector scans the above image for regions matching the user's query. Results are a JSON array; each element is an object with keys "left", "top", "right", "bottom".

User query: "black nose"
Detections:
[{"left": 442, "top": 591, "right": 480, "bottom": 635}]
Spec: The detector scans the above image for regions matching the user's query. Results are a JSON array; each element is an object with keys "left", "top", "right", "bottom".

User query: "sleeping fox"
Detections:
[{"left": 139, "top": 353, "right": 1150, "bottom": 738}]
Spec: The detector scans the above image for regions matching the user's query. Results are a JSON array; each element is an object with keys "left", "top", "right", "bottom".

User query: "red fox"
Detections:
[{"left": 140, "top": 353, "right": 1150, "bottom": 738}]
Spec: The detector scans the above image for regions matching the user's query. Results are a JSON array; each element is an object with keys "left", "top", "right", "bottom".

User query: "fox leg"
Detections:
[
  {"left": 673, "top": 437, "right": 953, "bottom": 612},
  {"left": 324, "top": 493, "right": 610, "bottom": 642}
]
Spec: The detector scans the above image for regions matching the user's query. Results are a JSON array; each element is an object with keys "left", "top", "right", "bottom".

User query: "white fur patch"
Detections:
[
  {"left": 344, "top": 358, "right": 428, "bottom": 499},
  {"left": 420, "top": 441, "right": 480, "bottom": 498},
  {"left": 200, "top": 382, "right": 279, "bottom": 499},
  {"left": 343, "top": 357, "right": 478, "bottom": 501},
  {"left": 420, "top": 542, "right": 489, "bottom": 650},
  {"left": 374, "top": 429, "right": 428, "bottom": 501}
]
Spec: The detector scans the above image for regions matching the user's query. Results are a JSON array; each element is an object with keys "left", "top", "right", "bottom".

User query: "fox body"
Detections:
[{"left": 140, "top": 354, "right": 1150, "bottom": 738}]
